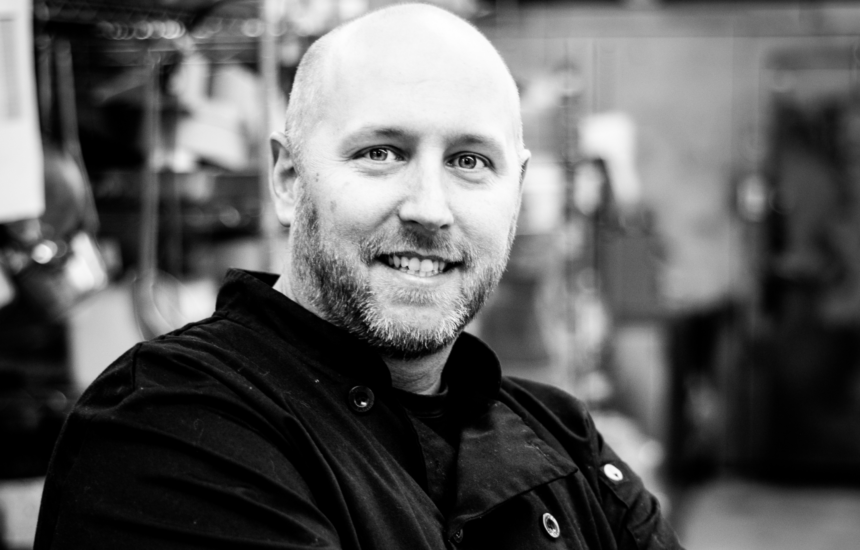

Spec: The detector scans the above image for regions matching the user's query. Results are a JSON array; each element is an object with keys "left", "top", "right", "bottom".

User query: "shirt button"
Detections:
[
  {"left": 542, "top": 512, "right": 560, "bottom": 539},
  {"left": 348, "top": 386, "right": 374, "bottom": 413},
  {"left": 451, "top": 528, "right": 464, "bottom": 543},
  {"left": 603, "top": 463, "right": 624, "bottom": 482}
]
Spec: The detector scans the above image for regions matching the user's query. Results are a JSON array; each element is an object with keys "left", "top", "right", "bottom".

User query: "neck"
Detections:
[
  {"left": 384, "top": 348, "right": 451, "bottom": 395},
  {"left": 274, "top": 273, "right": 295, "bottom": 301}
]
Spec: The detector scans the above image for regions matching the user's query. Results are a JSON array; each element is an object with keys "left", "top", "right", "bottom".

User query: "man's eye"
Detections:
[
  {"left": 452, "top": 154, "right": 488, "bottom": 170},
  {"left": 363, "top": 148, "right": 400, "bottom": 162}
]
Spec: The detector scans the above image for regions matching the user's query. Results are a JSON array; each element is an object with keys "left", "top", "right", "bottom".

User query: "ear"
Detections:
[
  {"left": 270, "top": 131, "right": 299, "bottom": 227},
  {"left": 518, "top": 149, "right": 531, "bottom": 187}
]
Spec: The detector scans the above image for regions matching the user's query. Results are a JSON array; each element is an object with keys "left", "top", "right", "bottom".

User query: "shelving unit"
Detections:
[{"left": 0, "top": 1, "right": 292, "bottom": 485}]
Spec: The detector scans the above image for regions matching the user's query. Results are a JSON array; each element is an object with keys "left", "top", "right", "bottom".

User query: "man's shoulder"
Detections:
[
  {"left": 497, "top": 376, "right": 598, "bottom": 454},
  {"left": 71, "top": 315, "right": 224, "bottom": 401},
  {"left": 97, "top": 313, "right": 234, "bottom": 374},
  {"left": 76, "top": 312, "right": 294, "bottom": 415},
  {"left": 134, "top": 313, "right": 247, "bottom": 367},
  {"left": 500, "top": 376, "right": 591, "bottom": 422}
]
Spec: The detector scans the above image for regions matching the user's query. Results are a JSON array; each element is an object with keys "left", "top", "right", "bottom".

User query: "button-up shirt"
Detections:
[{"left": 35, "top": 269, "right": 683, "bottom": 549}]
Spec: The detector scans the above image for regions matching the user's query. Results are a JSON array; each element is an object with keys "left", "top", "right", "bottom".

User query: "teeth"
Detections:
[{"left": 387, "top": 255, "right": 448, "bottom": 277}]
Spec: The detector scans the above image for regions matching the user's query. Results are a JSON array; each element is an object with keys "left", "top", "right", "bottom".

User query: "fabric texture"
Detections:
[
  {"left": 35, "top": 269, "right": 683, "bottom": 550},
  {"left": 397, "top": 389, "right": 460, "bottom": 515}
]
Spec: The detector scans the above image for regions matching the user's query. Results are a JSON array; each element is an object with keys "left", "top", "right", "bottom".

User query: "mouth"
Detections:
[{"left": 380, "top": 253, "right": 458, "bottom": 278}]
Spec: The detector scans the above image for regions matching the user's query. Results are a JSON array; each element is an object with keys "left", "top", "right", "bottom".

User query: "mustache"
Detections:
[{"left": 358, "top": 226, "right": 475, "bottom": 268}]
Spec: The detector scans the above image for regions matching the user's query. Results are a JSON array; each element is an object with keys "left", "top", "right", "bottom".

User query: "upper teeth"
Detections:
[{"left": 387, "top": 255, "right": 447, "bottom": 277}]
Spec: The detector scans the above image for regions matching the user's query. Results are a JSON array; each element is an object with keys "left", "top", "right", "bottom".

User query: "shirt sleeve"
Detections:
[
  {"left": 500, "top": 377, "right": 684, "bottom": 550},
  {"left": 588, "top": 414, "right": 683, "bottom": 550},
  {"left": 35, "top": 345, "right": 343, "bottom": 550}
]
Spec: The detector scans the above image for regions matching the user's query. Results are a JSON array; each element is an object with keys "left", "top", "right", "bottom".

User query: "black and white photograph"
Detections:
[{"left": 2, "top": 0, "right": 860, "bottom": 549}]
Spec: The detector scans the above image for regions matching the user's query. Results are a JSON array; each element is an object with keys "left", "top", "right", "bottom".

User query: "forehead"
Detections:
[{"left": 312, "top": 19, "right": 521, "bottom": 151}]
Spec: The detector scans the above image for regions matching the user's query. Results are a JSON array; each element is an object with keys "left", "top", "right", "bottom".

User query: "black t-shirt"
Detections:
[{"left": 396, "top": 387, "right": 459, "bottom": 516}]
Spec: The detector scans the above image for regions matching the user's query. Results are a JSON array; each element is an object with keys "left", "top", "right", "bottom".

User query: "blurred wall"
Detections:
[{"left": 481, "top": 3, "right": 860, "bottom": 311}]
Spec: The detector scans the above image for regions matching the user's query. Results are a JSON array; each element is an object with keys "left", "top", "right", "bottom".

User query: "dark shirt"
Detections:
[
  {"left": 397, "top": 387, "right": 459, "bottom": 515},
  {"left": 35, "top": 269, "right": 683, "bottom": 550}
]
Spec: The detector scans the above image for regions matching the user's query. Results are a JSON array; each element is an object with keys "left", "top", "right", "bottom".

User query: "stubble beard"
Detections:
[{"left": 290, "top": 192, "right": 514, "bottom": 360}]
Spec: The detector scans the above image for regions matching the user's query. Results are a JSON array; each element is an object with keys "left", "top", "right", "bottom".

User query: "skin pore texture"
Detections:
[{"left": 270, "top": 4, "right": 529, "bottom": 394}]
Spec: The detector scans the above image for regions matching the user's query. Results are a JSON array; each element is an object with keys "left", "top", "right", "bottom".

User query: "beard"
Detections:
[{"left": 290, "top": 191, "right": 514, "bottom": 359}]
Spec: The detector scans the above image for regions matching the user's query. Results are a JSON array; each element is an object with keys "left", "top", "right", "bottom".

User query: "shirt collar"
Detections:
[{"left": 215, "top": 269, "right": 502, "bottom": 409}]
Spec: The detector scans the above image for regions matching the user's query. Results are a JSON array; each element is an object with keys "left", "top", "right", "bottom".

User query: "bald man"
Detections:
[{"left": 35, "top": 5, "right": 682, "bottom": 549}]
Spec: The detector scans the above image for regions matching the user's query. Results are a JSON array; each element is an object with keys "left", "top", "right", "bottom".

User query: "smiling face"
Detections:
[{"left": 276, "top": 6, "right": 528, "bottom": 359}]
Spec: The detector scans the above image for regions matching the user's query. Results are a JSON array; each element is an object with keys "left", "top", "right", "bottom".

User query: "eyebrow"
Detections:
[
  {"left": 341, "top": 127, "right": 415, "bottom": 150},
  {"left": 452, "top": 133, "right": 507, "bottom": 163}
]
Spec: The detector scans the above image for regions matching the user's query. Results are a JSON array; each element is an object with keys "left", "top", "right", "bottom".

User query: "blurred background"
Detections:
[{"left": 3, "top": 0, "right": 860, "bottom": 548}]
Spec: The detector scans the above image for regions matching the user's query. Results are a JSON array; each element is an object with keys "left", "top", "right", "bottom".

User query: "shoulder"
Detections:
[
  {"left": 73, "top": 312, "right": 297, "bottom": 429},
  {"left": 500, "top": 376, "right": 586, "bottom": 411},
  {"left": 78, "top": 315, "right": 237, "bottom": 400},
  {"left": 54, "top": 313, "right": 313, "bottom": 484},
  {"left": 499, "top": 376, "right": 594, "bottom": 437},
  {"left": 499, "top": 378, "right": 684, "bottom": 549},
  {"left": 497, "top": 376, "right": 603, "bottom": 475}
]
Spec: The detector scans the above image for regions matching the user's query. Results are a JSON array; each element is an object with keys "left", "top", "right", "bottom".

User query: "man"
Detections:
[{"left": 35, "top": 4, "right": 683, "bottom": 549}]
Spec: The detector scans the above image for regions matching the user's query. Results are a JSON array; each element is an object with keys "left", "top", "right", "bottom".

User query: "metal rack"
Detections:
[
  {"left": 34, "top": 0, "right": 284, "bottom": 338},
  {"left": 35, "top": 0, "right": 268, "bottom": 67},
  {"left": 36, "top": 0, "right": 256, "bottom": 29}
]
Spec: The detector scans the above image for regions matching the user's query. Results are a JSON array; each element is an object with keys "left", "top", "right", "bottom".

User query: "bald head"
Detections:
[
  {"left": 283, "top": 4, "right": 523, "bottom": 174},
  {"left": 270, "top": 3, "right": 530, "bottom": 367}
]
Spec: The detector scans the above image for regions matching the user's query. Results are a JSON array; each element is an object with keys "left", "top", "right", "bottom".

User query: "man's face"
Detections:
[{"left": 288, "top": 28, "right": 526, "bottom": 358}]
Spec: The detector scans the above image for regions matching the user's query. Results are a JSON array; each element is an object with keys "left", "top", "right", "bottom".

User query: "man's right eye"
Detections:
[{"left": 361, "top": 147, "right": 401, "bottom": 162}]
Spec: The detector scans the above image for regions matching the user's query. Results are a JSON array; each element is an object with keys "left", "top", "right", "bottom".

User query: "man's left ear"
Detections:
[{"left": 270, "top": 131, "right": 299, "bottom": 227}]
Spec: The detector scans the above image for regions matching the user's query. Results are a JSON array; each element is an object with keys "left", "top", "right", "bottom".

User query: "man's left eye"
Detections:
[{"left": 452, "top": 154, "right": 488, "bottom": 170}]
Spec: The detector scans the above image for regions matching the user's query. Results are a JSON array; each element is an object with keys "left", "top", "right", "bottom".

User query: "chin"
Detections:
[
  {"left": 361, "top": 303, "right": 467, "bottom": 359},
  {"left": 384, "top": 303, "right": 449, "bottom": 325},
  {"left": 368, "top": 330, "right": 458, "bottom": 361}
]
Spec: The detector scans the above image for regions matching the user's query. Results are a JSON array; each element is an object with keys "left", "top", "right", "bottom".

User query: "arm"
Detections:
[
  {"left": 589, "top": 420, "right": 682, "bottom": 550},
  {"left": 35, "top": 345, "right": 342, "bottom": 550},
  {"left": 501, "top": 377, "right": 684, "bottom": 550}
]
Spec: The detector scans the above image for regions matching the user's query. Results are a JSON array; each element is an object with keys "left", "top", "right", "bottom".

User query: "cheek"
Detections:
[
  {"left": 460, "top": 192, "right": 521, "bottom": 252},
  {"left": 318, "top": 180, "right": 394, "bottom": 236}
]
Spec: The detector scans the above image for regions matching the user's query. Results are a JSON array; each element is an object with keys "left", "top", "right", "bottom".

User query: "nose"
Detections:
[{"left": 397, "top": 161, "right": 454, "bottom": 233}]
